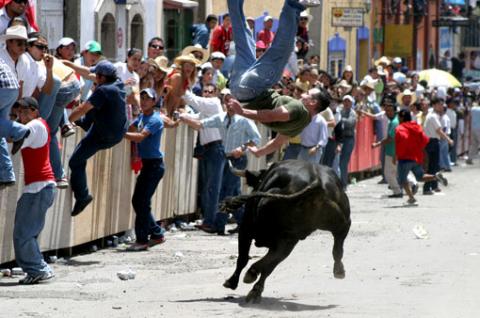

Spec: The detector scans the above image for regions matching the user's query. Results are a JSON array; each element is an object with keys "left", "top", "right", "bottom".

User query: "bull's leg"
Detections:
[
  {"left": 244, "top": 239, "right": 298, "bottom": 303},
  {"left": 223, "top": 226, "right": 252, "bottom": 290},
  {"left": 332, "top": 224, "right": 350, "bottom": 279}
]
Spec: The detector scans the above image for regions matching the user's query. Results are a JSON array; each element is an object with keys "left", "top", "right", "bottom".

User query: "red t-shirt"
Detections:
[
  {"left": 257, "top": 29, "right": 275, "bottom": 47},
  {"left": 210, "top": 25, "right": 232, "bottom": 55},
  {"left": 395, "top": 121, "right": 429, "bottom": 164}
]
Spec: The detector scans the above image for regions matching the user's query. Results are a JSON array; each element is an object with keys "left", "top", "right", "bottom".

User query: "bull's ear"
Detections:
[{"left": 245, "top": 170, "right": 265, "bottom": 189}]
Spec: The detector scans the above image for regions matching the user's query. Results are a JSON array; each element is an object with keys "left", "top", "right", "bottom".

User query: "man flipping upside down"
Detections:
[{"left": 226, "top": 0, "right": 328, "bottom": 157}]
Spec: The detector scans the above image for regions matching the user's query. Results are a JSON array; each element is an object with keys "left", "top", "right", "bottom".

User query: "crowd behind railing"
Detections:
[{"left": 1, "top": 2, "right": 480, "bottom": 282}]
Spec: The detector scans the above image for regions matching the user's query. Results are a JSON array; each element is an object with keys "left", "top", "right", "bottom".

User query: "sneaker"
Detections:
[
  {"left": 11, "top": 130, "right": 30, "bottom": 155},
  {"left": 298, "top": 0, "right": 321, "bottom": 7},
  {"left": 126, "top": 242, "right": 149, "bottom": 252},
  {"left": 466, "top": 159, "right": 473, "bottom": 165},
  {"left": 61, "top": 124, "right": 75, "bottom": 138},
  {"left": 71, "top": 194, "right": 93, "bottom": 217},
  {"left": 148, "top": 236, "right": 166, "bottom": 247},
  {"left": 405, "top": 198, "right": 417, "bottom": 206},
  {"left": 227, "top": 226, "right": 239, "bottom": 234},
  {"left": 0, "top": 181, "right": 15, "bottom": 191},
  {"left": 19, "top": 271, "right": 54, "bottom": 285},
  {"left": 377, "top": 179, "right": 387, "bottom": 184},
  {"left": 433, "top": 188, "right": 442, "bottom": 193},
  {"left": 423, "top": 190, "right": 434, "bottom": 195},
  {"left": 435, "top": 172, "right": 448, "bottom": 186},
  {"left": 56, "top": 178, "right": 69, "bottom": 189},
  {"left": 388, "top": 193, "right": 403, "bottom": 198}
]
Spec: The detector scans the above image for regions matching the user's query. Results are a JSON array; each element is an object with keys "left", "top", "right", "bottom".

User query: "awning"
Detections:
[{"left": 163, "top": 0, "right": 199, "bottom": 9}]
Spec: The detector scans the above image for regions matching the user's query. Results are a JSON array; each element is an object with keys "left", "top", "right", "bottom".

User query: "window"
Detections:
[
  {"left": 131, "top": 14, "right": 144, "bottom": 51},
  {"left": 101, "top": 13, "right": 116, "bottom": 59}
]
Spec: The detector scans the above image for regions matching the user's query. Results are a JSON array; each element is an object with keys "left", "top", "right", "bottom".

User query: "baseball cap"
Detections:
[
  {"left": 140, "top": 88, "right": 157, "bottom": 100},
  {"left": 58, "top": 37, "right": 76, "bottom": 48},
  {"left": 17, "top": 97, "right": 40, "bottom": 110},
  {"left": 393, "top": 57, "right": 402, "bottom": 64},
  {"left": 264, "top": 15, "right": 273, "bottom": 22},
  {"left": 343, "top": 95, "right": 354, "bottom": 103},
  {"left": 211, "top": 51, "right": 226, "bottom": 60},
  {"left": 84, "top": 40, "right": 102, "bottom": 54},
  {"left": 90, "top": 60, "right": 117, "bottom": 77},
  {"left": 256, "top": 40, "right": 267, "bottom": 50}
]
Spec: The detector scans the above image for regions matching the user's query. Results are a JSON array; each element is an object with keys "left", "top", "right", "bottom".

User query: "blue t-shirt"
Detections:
[
  {"left": 133, "top": 112, "right": 164, "bottom": 159},
  {"left": 87, "top": 79, "right": 128, "bottom": 140}
]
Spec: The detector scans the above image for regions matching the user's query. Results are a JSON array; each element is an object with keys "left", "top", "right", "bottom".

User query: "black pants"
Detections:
[{"left": 423, "top": 138, "right": 439, "bottom": 192}]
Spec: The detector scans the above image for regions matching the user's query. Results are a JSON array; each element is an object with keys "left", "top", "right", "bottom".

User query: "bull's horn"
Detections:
[{"left": 228, "top": 160, "right": 246, "bottom": 177}]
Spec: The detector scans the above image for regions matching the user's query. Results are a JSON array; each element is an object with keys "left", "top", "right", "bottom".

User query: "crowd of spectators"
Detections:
[{"left": 1, "top": 0, "right": 479, "bottom": 283}]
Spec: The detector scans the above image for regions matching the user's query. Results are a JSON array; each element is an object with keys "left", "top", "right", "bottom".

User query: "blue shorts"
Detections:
[{"left": 397, "top": 160, "right": 424, "bottom": 185}]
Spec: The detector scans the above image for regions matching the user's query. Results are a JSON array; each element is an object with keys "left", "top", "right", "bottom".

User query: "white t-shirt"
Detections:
[
  {"left": 114, "top": 62, "right": 139, "bottom": 96},
  {"left": 423, "top": 112, "right": 441, "bottom": 139},
  {"left": 21, "top": 53, "right": 47, "bottom": 97},
  {"left": 320, "top": 106, "right": 335, "bottom": 136},
  {"left": 446, "top": 108, "right": 457, "bottom": 129},
  {"left": 22, "top": 119, "right": 56, "bottom": 193}
]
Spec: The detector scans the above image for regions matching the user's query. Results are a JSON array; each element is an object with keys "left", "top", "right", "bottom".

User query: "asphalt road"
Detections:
[{"left": 1, "top": 159, "right": 479, "bottom": 318}]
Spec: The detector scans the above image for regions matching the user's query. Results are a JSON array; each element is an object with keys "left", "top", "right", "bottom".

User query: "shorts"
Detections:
[{"left": 397, "top": 160, "right": 424, "bottom": 185}]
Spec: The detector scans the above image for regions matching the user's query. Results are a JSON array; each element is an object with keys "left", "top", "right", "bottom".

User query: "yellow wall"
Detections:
[
  {"left": 212, "top": 1, "right": 283, "bottom": 18},
  {"left": 319, "top": 1, "right": 371, "bottom": 78}
]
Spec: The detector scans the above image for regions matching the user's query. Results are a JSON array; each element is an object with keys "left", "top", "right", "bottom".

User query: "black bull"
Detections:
[{"left": 220, "top": 160, "right": 351, "bottom": 303}]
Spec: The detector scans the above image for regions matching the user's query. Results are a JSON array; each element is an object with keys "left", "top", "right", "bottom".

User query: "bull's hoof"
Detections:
[
  {"left": 243, "top": 268, "right": 259, "bottom": 284},
  {"left": 245, "top": 289, "right": 262, "bottom": 304},
  {"left": 333, "top": 261, "right": 346, "bottom": 279},
  {"left": 223, "top": 277, "right": 238, "bottom": 290}
]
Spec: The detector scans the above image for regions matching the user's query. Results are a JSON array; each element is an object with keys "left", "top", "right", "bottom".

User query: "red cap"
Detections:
[{"left": 256, "top": 40, "right": 267, "bottom": 50}]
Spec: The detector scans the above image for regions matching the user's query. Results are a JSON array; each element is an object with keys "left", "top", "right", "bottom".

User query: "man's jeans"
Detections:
[
  {"left": 132, "top": 158, "right": 165, "bottom": 244},
  {"left": 0, "top": 87, "right": 28, "bottom": 182},
  {"left": 339, "top": 136, "right": 355, "bottom": 188},
  {"left": 228, "top": 0, "right": 304, "bottom": 101},
  {"left": 423, "top": 138, "right": 440, "bottom": 192},
  {"left": 69, "top": 131, "right": 123, "bottom": 202},
  {"left": 14, "top": 184, "right": 56, "bottom": 276},
  {"left": 298, "top": 146, "right": 323, "bottom": 164},
  {"left": 283, "top": 143, "right": 301, "bottom": 160},
  {"left": 214, "top": 156, "right": 247, "bottom": 232},
  {"left": 198, "top": 142, "right": 225, "bottom": 227},
  {"left": 47, "top": 79, "right": 80, "bottom": 180},
  {"left": 321, "top": 138, "right": 337, "bottom": 167},
  {"left": 439, "top": 138, "right": 451, "bottom": 170}
]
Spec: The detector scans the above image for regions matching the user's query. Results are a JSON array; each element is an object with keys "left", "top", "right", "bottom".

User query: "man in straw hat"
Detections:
[
  {"left": 397, "top": 88, "right": 417, "bottom": 111},
  {"left": 181, "top": 44, "right": 209, "bottom": 65},
  {"left": 226, "top": 0, "right": 325, "bottom": 156}
]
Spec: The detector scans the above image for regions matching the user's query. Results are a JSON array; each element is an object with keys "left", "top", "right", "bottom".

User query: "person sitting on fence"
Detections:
[
  {"left": 12, "top": 97, "right": 56, "bottom": 284},
  {"left": 68, "top": 60, "right": 128, "bottom": 216},
  {"left": 225, "top": 0, "right": 324, "bottom": 156}
]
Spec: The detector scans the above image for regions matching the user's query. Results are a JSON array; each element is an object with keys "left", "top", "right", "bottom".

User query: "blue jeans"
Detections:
[
  {"left": 0, "top": 87, "right": 28, "bottom": 182},
  {"left": 321, "top": 138, "right": 337, "bottom": 167},
  {"left": 38, "top": 75, "right": 61, "bottom": 120},
  {"left": 13, "top": 184, "right": 56, "bottom": 276},
  {"left": 298, "top": 146, "right": 323, "bottom": 164},
  {"left": 132, "top": 158, "right": 165, "bottom": 244},
  {"left": 339, "top": 136, "right": 355, "bottom": 188},
  {"left": 214, "top": 156, "right": 247, "bottom": 232},
  {"left": 47, "top": 79, "right": 80, "bottom": 180},
  {"left": 423, "top": 138, "right": 439, "bottom": 192},
  {"left": 228, "top": 0, "right": 304, "bottom": 101},
  {"left": 439, "top": 138, "right": 451, "bottom": 170},
  {"left": 69, "top": 130, "right": 123, "bottom": 202},
  {"left": 198, "top": 142, "right": 225, "bottom": 227},
  {"left": 283, "top": 143, "right": 301, "bottom": 160}
]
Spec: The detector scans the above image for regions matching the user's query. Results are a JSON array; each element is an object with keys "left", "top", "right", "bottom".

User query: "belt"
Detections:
[
  {"left": 302, "top": 145, "right": 322, "bottom": 149},
  {"left": 202, "top": 140, "right": 222, "bottom": 147},
  {"left": 142, "top": 158, "right": 163, "bottom": 163}
]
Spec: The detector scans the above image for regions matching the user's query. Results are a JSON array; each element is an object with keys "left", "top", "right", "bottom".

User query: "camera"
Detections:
[{"left": 172, "top": 111, "right": 180, "bottom": 121}]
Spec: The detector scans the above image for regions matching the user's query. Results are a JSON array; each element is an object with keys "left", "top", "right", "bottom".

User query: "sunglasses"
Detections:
[
  {"left": 13, "top": 0, "right": 28, "bottom": 4},
  {"left": 33, "top": 43, "right": 48, "bottom": 51},
  {"left": 203, "top": 90, "right": 215, "bottom": 94},
  {"left": 150, "top": 44, "right": 164, "bottom": 50},
  {"left": 300, "top": 17, "right": 309, "bottom": 21},
  {"left": 140, "top": 94, "right": 154, "bottom": 100}
]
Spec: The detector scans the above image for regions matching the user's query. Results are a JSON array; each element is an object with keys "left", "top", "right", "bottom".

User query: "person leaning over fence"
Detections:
[
  {"left": 123, "top": 88, "right": 167, "bottom": 251},
  {"left": 12, "top": 97, "right": 56, "bottom": 284},
  {"left": 67, "top": 60, "right": 128, "bottom": 217}
]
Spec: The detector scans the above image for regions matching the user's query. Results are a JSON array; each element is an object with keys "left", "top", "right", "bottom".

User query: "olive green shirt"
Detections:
[{"left": 245, "top": 90, "right": 311, "bottom": 137}]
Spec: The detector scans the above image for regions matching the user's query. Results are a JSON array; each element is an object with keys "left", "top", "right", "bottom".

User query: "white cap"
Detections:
[
  {"left": 393, "top": 57, "right": 402, "bottom": 64},
  {"left": 201, "top": 62, "right": 213, "bottom": 70},
  {"left": 264, "top": 15, "right": 273, "bottom": 22},
  {"left": 211, "top": 51, "right": 226, "bottom": 60},
  {"left": 343, "top": 95, "right": 354, "bottom": 103},
  {"left": 58, "top": 37, "right": 76, "bottom": 48}
]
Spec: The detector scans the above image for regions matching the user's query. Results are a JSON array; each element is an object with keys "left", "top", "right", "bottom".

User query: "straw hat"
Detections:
[
  {"left": 361, "top": 79, "right": 378, "bottom": 90},
  {"left": 396, "top": 89, "right": 417, "bottom": 105},
  {"left": 174, "top": 53, "right": 202, "bottom": 67},
  {"left": 338, "top": 79, "right": 352, "bottom": 92},
  {"left": 376, "top": 65, "right": 386, "bottom": 76},
  {"left": 0, "top": 25, "right": 28, "bottom": 41},
  {"left": 181, "top": 44, "right": 209, "bottom": 65},
  {"left": 148, "top": 56, "right": 170, "bottom": 74},
  {"left": 374, "top": 56, "right": 391, "bottom": 67}
]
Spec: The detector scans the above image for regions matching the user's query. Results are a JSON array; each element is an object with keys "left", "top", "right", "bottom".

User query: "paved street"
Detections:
[{"left": 1, "top": 159, "right": 479, "bottom": 318}]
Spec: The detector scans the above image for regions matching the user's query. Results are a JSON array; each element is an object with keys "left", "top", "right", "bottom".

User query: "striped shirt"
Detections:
[
  {"left": 0, "top": 58, "right": 19, "bottom": 89},
  {"left": 202, "top": 112, "right": 261, "bottom": 154}
]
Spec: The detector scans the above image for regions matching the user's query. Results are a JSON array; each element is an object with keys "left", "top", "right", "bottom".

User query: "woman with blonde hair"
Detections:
[{"left": 163, "top": 53, "right": 200, "bottom": 115}]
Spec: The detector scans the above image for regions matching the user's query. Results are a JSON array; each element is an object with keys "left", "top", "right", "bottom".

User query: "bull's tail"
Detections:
[{"left": 219, "top": 179, "right": 321, "bottom": 212}]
